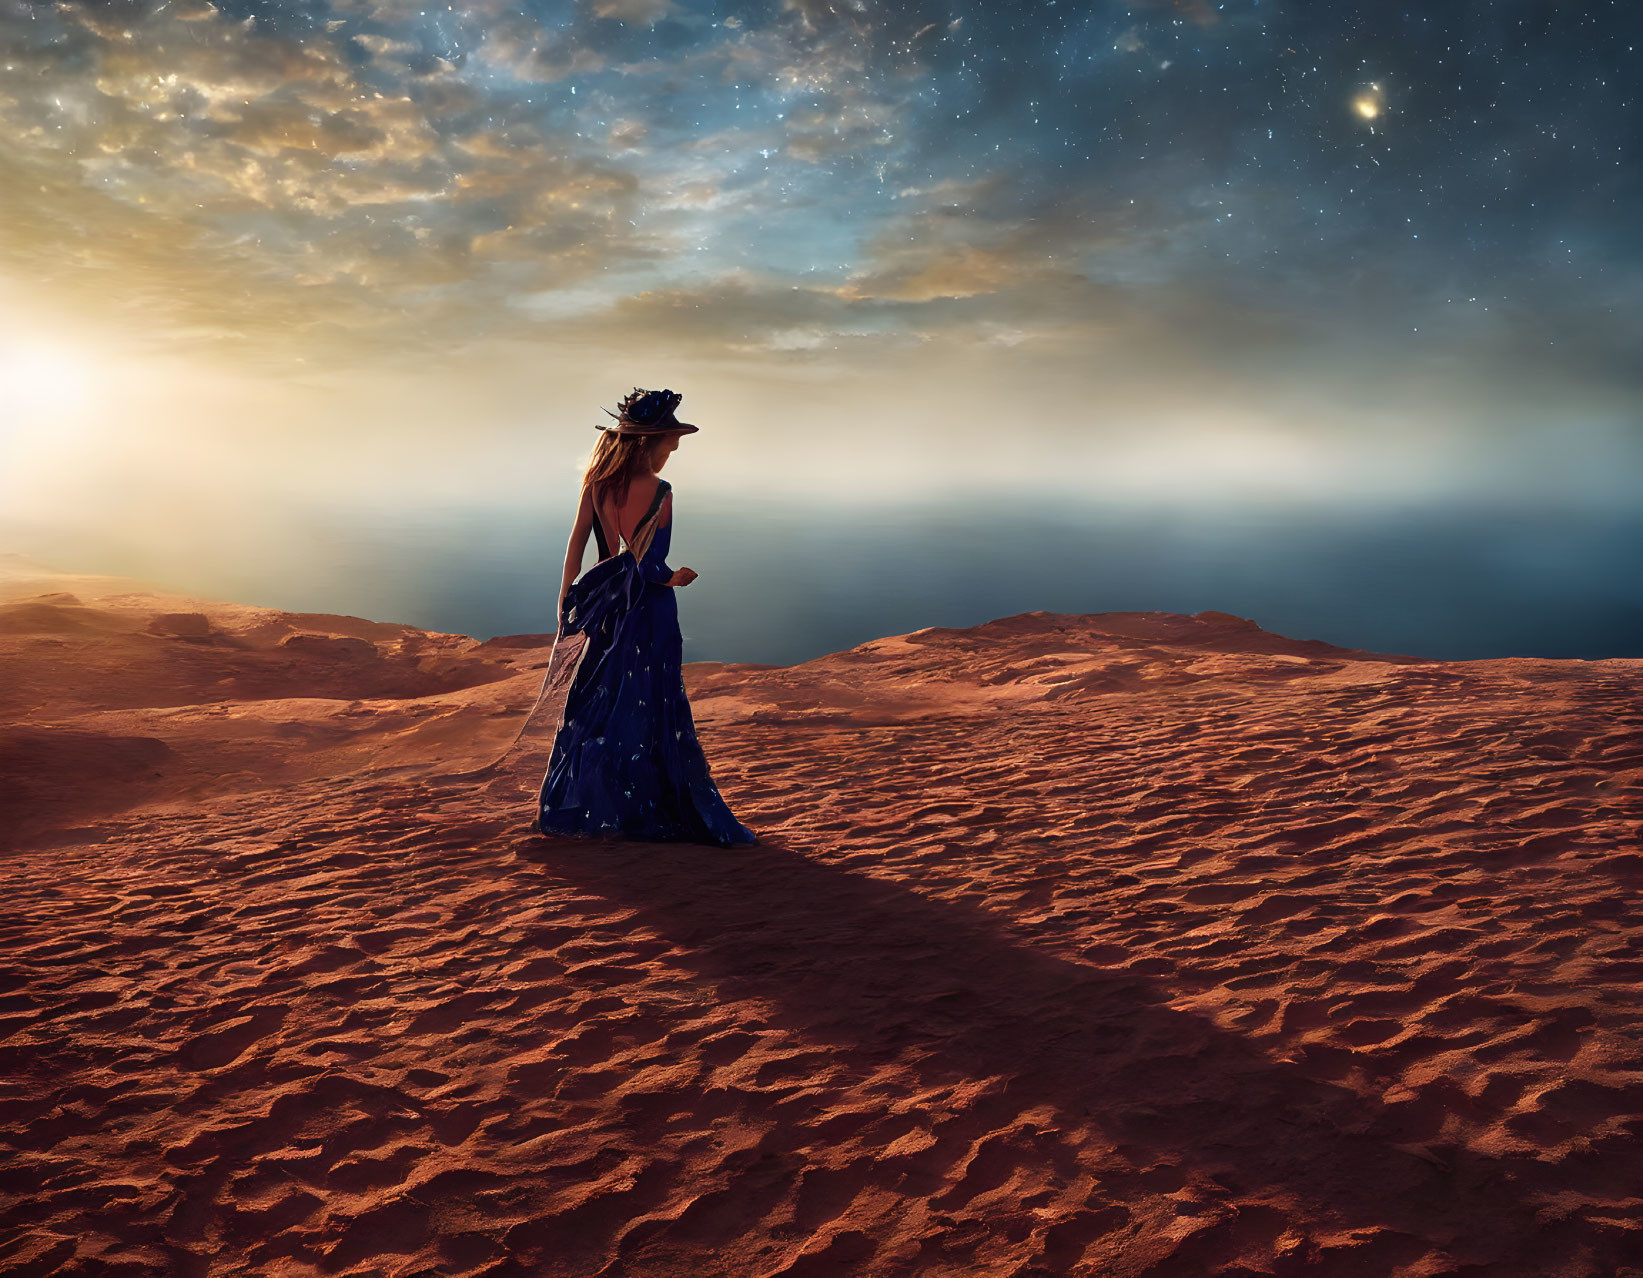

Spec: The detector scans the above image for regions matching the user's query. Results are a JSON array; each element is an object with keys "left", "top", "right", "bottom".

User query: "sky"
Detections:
[{"left": 1, "top": 0, "right": 1639, "bottom": 661}]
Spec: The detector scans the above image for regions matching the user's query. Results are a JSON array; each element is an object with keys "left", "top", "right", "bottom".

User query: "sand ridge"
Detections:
[{"left": 2, "top": 560, "right": 1641, "bottom": 1275}]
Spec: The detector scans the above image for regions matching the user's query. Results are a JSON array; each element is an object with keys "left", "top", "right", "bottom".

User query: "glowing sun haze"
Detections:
[{"left": 1, "top": 0, "right": 1639, "bottom": 657}]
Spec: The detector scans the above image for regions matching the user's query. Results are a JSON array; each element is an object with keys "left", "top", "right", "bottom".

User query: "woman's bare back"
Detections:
[{"left": 595, "top": 475, "right": 665, "bottom": 554}]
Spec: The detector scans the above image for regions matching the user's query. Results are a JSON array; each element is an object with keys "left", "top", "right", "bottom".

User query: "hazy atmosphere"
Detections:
[{"left": 3, "top": 0, "right": 1639, "bottom": 661}]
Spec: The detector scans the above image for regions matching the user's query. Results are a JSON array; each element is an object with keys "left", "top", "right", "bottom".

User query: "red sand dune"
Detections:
[{"left": 3, "top": 556, "right": 1642, "bottom": 1276}]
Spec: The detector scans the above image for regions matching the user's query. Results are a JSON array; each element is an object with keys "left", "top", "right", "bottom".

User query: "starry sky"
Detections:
[{"left": 1, "top": 0, "right": 1639, "bottom": 660}]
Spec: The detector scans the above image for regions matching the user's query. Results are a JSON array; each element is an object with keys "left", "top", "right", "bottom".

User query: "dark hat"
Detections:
[{"left": 597, "top": 387, "right": 699, "bottom": 435}]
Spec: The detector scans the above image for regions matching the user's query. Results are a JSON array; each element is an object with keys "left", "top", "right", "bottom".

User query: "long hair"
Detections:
[{"left": 580, "top": 429, "right": 659, "bottom": 509}]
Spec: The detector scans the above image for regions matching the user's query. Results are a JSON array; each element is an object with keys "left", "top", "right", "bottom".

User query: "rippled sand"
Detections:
[{"left": 3, "top": 559, "right": 1640, "bottom": 1276}]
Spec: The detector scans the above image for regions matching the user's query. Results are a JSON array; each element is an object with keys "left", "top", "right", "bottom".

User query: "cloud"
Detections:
[
  {"left": 839, "top": 242, "right": 1050, "bottom": 303},
  {"left": 836, "top": 170, "right": 1201, "bottom": 308},
  {"left": 476, "top": 20, "right": 606, "bottom": 82},
  {"left": 0, "top": 0, "right": 1635, "bottom": 423},
  {"left": 0, "top": 0, "right": 959, "bottom": 363},
  {"left": 590, "top": 0, "right": 677, "bottom": 29}
]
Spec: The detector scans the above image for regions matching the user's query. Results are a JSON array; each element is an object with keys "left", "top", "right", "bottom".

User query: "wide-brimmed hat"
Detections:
[{"left": 597, "top": 387, "right": 699, "bottom": 435}]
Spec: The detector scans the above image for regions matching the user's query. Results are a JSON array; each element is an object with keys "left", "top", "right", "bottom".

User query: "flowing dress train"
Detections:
[{"left": 535, "top": 478, "right": 757, "bottom": 847}]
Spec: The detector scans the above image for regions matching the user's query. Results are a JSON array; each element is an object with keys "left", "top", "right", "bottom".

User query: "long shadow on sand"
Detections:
[{"left": 516, "top": 834, "right": 1579, "bottom": 1276}]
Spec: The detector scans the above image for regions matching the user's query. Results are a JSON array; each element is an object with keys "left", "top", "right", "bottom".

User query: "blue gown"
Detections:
[{"left": 535, "top": 478, "right": 757, "bottom": 847}]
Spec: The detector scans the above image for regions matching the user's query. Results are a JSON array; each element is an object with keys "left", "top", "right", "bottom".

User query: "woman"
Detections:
[{"left": 534, "top": 387, "right": 756, "bottom": 848}]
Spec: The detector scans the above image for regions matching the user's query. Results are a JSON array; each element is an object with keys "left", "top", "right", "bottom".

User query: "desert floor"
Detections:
[{"left": 3, "top": 558, "right": 1641, "bottom": 1276}]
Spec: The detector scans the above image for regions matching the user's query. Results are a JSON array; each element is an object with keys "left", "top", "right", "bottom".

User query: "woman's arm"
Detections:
[{"left": 558, "top": 484, "right": 594, "bottom": 616}]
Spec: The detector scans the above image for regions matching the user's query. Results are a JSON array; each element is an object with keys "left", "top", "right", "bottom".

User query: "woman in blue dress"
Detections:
[{"left": 533, "top": 387, "right": 757, "bottom": 847}]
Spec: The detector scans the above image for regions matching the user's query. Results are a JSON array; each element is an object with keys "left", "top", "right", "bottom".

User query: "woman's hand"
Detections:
[{"left": 666, "top": 567, "right": 698, "bottom": 588}]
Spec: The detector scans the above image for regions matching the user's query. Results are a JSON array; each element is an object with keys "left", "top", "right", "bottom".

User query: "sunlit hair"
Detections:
[{"left": 580, "top": 429, "right": 661, "bottom": 508}]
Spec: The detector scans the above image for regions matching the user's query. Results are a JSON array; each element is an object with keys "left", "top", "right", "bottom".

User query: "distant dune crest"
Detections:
[{"left": 1, "top": 558, "right": 1624, "bottom": 847}]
